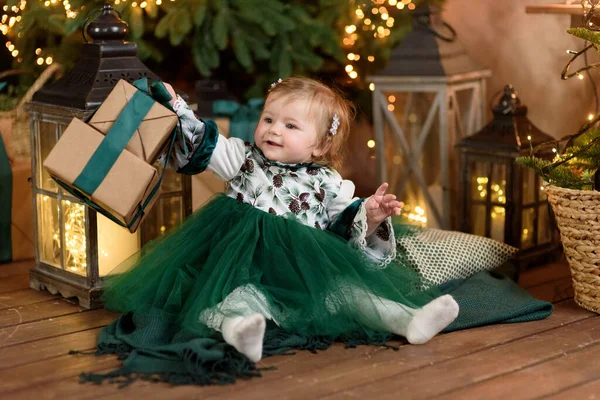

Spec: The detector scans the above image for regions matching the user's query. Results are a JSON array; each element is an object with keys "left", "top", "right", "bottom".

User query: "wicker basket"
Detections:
[
  {"left": 545, "top": 185, "right": 600, "bottom": 313},
  {"left": 0, "top": 64, "right": 62, "bottom": 161}
]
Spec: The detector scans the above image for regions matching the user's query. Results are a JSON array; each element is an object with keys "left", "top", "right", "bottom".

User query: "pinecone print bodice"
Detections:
[
  {"left": 169, "top": 97, "right": 396, "bottom": 265},
  {"left": 170, "top": 96, "right": 397, "bottom": 265},
  {"left": 226, "top": 144, "right": 343, "bottom": 229}
]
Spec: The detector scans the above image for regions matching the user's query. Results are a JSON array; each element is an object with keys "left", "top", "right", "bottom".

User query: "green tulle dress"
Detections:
[
  {"left": 103, "top": 194, "right": 437, "bottom": 338},
  {"left": 80, "top": 192, "right": 442, "bottom": 386}
]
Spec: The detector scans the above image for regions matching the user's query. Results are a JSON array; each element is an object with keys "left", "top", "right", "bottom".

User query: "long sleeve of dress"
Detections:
[
  {"left": 327, "top": 180, "right": 396, "bottom": 266},
  {"left": 162, "top": 95, "right": 247, "bottom": 180}
]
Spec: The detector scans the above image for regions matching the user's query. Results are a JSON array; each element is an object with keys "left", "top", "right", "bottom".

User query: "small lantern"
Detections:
[
  {"left": 456, "top": 85, "right": 560, "bottom": 266},
  {"left": 28, "top": 4, "right": 191, "bottom": 309},
  {"left": 367, "top": 5, "right": 491, "bottom": 230}
]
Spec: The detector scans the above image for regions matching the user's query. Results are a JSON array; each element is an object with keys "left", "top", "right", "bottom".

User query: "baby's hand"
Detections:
[
  {"left": 365, "top": 183, "right": 401, "bottom": 235},
  {"left": 163, "top": 82, "right": 177, "bottom": 106}
]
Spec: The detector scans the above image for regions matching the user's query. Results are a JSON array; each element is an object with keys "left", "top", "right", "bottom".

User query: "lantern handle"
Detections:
[
  {"left": 487, "top": 85, "right": 522, "bottom": 115},
  {"left": 81, "top": 5, "right": 123, "bottom": 44},
  {"left": 487, "top": 88, "right": 503, "bottom": 112},
  {"left": 16, "top": 63, "right": 63, "bottom": 108},
  {"left": 415, "top": 15, "right": 456, "bottom": 42}
]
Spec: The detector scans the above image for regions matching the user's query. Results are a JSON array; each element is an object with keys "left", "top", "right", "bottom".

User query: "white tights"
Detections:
[{"left": 204, "top": 284, "right": 459, "bottom": 362}]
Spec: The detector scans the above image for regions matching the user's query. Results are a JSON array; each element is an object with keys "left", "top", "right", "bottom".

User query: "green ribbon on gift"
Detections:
[
  {"left": 0, "top": 132, "right": 12, "bottom": 263},
  {"left": 54, "top": 77, "right": 179, "bottom": 230},
  {"left": 213, "top": 98, "right": 264, "bottom": 142},
  {"left": 73, "top": 90, "right": 155, "bottom": 194}
]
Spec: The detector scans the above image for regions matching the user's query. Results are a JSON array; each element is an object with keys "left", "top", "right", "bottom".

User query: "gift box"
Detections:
[
  {"left": 44, "top": 118, "right": 160, "bottom": 232},
  {"left": 89, "top": 79, "right": 178, "bottom": 164}
]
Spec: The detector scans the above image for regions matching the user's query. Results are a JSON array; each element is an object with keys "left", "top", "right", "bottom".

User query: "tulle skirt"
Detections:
[{"left": 102, "top": 195, "right": 439, "bottom": 341}]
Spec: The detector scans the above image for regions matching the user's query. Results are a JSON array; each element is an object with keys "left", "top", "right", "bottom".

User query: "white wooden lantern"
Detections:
[{"left": 368, "top": 5, "right": 491, "bottom": 230}]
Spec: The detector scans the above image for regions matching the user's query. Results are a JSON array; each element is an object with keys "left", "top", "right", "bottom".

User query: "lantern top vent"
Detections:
[
  {"left": 376, "top": 5, "right": 489, "bottom": 78},
  {"left": 86, "top": 3, "right": 129, "bottom": 42},
  {"left": 31, "top": 3, "right": 158, "bottom": 111},
  {"left": 457, "top": 85, "right": 554, "bottom": 154}
]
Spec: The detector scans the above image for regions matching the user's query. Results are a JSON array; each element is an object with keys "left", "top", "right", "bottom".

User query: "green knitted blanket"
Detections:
[
  {"left": 442, "top": 271, "right": 554, "bottom": 332},
  {"left": 78, "top": 271, "right": 553, "bottom": 386}
]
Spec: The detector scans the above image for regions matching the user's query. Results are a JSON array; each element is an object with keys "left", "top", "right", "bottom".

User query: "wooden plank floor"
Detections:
[{"left": 0, "top": 259, "right": 597, "bottom": 400}]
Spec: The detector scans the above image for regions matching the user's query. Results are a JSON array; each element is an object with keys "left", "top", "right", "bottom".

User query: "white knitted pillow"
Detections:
[{"left": 395, "top": 226, "right": 518, "bottom": 288}]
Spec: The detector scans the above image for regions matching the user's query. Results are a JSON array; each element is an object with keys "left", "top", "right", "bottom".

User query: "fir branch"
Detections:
[
  {"left": 516, "top": 156, "right": 593, "bottom": 190},
  {"left": 568, "top": 27, "right": 600, "bottom": 47}
]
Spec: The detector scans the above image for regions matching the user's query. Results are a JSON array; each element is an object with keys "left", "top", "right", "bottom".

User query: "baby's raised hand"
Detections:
[
  {"left": 163, "top": 82, "right": 177, "bottom": 106},
  {"left": 365, "top": 183, "right": 401, "bottom": 235}
]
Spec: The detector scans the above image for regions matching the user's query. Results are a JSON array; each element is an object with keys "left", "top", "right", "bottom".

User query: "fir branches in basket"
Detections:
[{"left": 516, "top": 116, "right": 600, "bottom": 190}]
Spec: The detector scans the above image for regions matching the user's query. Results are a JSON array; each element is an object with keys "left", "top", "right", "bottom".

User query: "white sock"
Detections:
[
  {"left": 404, "top": 294, "right": 459, "bottom": 345},
  {"left": 221, "top": 313, "right": 266, "bottom": 362}
]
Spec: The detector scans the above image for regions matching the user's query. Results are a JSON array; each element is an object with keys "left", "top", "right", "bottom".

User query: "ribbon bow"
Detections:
[{"left": 133, "top": 77, "right": 188, "bottom": 157}]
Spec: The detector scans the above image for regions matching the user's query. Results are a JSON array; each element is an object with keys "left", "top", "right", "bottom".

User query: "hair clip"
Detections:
[
  {"left": 270, "top": 78, "right": 282, "bottom": 89},
  {"left": 329, "top": 114, "right": 340, "bottom": 136}
]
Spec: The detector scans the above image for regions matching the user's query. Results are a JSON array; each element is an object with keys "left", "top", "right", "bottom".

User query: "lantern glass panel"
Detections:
[
  {"left": 97, "top": 214, "right": 140, "bottom": 277},
  {"left": 140, "top": 195, "right": 185, "bottom": 243},
  {"left": 383, "top": 91, "right": 441, "bottom": 219},
  {"left": 470, "top": 161, "right": 488, "bottom": 201},
  {"left": 471, "top": 204, "right": 486, "bottom": 237},
  {"left": 490, "top": 164, "right": 507, "bottom": 205},
  {"left": 163, "top": 196, "right": 183, "bottom": 232},
  {"left": 490, "top": 205, "right": 505, "bottom": 242},
  {"left": 537, "top": 203, "right": 552, "bottom": 245},
  {"left": 62, "top": 199, "right": 87, "bottom": 275},
  {"left": 37, "top": 121, "right": 58, "bottom": 192},
  {"left": 455, "top": 89, "right": 476, "bottom": 135},
  {"left": 161, "top": 169, "right": 183, "bottom": 192},
  {"left": 522, "top": 168, "right": 536, "bottom": 205},
  {"left": 141, "top": 203, "right": 160, "bottom": 240},
  {"left": 521, "top": 207, "right": 535, "bottom": 249},
  {"left": 36, "top": 194, "right": 60, "bottom": 267}
]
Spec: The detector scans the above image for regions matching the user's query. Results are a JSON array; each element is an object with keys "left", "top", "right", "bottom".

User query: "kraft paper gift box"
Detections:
[
  {"left": 44, "top": 118, "right": 160, "bottom": 233},
  {"left": 89, "top": 79, "right": 178, "bottom": 164}
]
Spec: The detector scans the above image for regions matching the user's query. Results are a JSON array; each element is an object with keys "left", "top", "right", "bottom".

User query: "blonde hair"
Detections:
[{"left": 266, "top": 77, "right": 355, "bottom": 170}]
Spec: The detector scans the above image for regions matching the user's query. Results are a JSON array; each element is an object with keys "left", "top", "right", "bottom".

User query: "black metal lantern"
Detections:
[
  {"left": 456, "top": 85, "right": 560, "bottom": 267},
  {"left": 28, "top": 4, "right": 191, "bottom": 308}
]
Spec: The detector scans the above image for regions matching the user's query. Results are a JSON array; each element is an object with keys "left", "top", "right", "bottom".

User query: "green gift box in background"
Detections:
[{"left": 212, "top": 98, "right": 264, "bottom": 143}]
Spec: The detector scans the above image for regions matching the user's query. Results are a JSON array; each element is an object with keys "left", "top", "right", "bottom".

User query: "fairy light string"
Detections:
[
  {"left": 343, "top": 0, "right": 417, "bottom": 82},
  {"left": 1, "top": 0, "right": 176, "bottom": 65}
]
